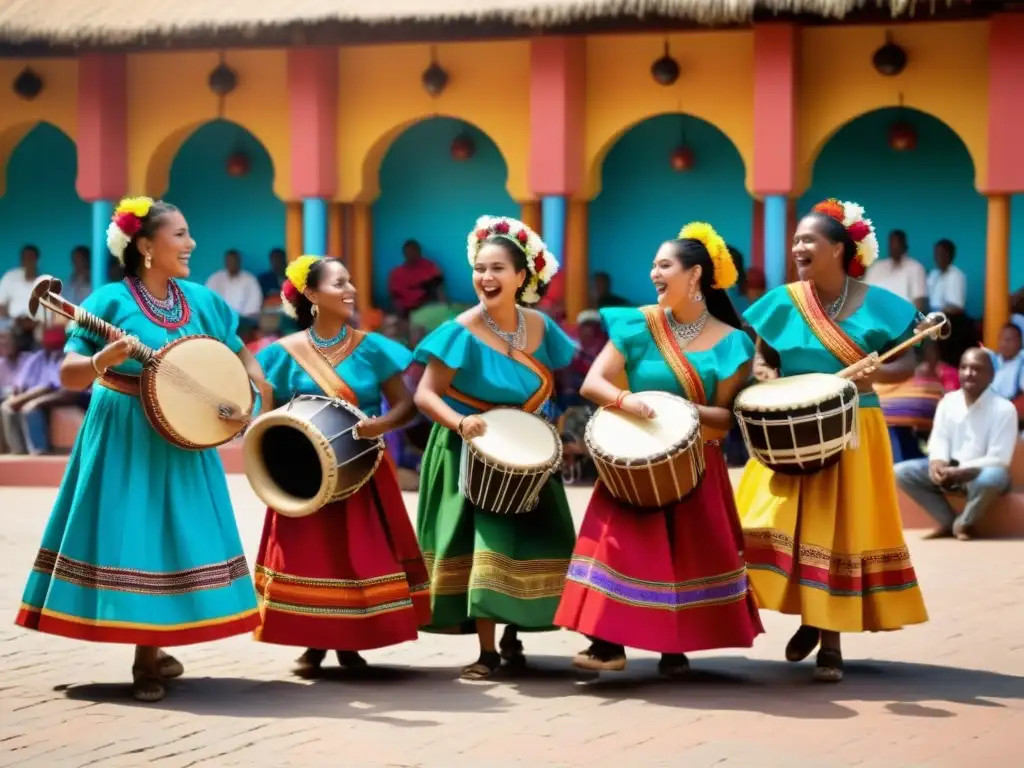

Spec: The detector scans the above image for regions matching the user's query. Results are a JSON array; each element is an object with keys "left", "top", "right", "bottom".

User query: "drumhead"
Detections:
[
  {"left": 735, "top": 373, "right": 853, "bottom": 411},
  {"left": 587, "top": 391, "right": 699, "bottom": 461},
  {"left": 471, "top": 408, "right": 558, "bottom": 469}
]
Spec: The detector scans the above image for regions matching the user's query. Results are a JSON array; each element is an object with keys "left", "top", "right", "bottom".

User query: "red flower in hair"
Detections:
[
  {"left": 476, "top": 228, "right": 489, "bottom": 240},
  {"left": 282, "top": 280, "right": 299, "bottom": 304},
  {"left": 114, "top": 212, "right": 142, "bottom": 237},
  {"left": 847, "top": 258, "right": 866, "bottom": 279},
  {"left": 812, "top": 199, "right": 845, "bottom": 223},
  {"left": 494, "top": 220, "right": 510, "bottom": 235},
  {"left": 846, "top": 220, "right": 871, "bottom": 242},
  {"left": 516, "top": 229, "right": 528, "bottom": 245},
  {"left": 534, "top": 253, "right": 547, "bottom": 274}
]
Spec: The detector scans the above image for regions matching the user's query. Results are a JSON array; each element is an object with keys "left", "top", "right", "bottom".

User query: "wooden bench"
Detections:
[{"left": 898, "top": 438, "right": 1024, "bottom": 538}]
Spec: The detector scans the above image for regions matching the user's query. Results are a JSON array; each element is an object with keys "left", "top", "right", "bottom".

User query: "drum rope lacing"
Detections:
[
  {"left": 665, "top": 307, "right": 708, "bottom": 348},
  {"left": 482, "top": 307, "right": 526, "bottom": 353}
]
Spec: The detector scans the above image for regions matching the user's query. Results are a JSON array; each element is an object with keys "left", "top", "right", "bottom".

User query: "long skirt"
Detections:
[
  {"left": 16, "top": 386, "right": 260, "bottom": 645},
  {"left": 255, "top": 456, "right": 431, "bottom": 650},
  {"left": 736, "top": 407, "right": 928, "bottom": 633},
  {"left": 416, "top": 424, "right": 576, "bottom": 632},
  {"left": 555, "top": 444, "right": 763, "bottom": 653}
]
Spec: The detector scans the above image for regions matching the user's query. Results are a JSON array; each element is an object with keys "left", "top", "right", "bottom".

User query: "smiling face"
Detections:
[
  {"left": 792, "top": 215, "right": 845, "bottom": 283},
  {"left": 138, "top": 210, "right": 195, "bottom": 279},
  {"left": 306, "top": 259, "right": 357, "bottom": 323},
  {"left": 650, "top": 242, "right": 700, "bottom": 309},
  {"left": 473, "top": 241, "right": 526, "bottom": 310},
  {"left": 958, "top": 348, "right": 993, "bottom": 399}
]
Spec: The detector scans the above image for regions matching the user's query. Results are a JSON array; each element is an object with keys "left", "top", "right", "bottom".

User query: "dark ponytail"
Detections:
[
  {"left": 121, "top": 201, "right": 180, "bottom": 278},
  {"left": 283, "top": 257, "right": 345, "bottom": 331},
  {"left": 664, "top": 239, "right": 743, "bottom": 330}
]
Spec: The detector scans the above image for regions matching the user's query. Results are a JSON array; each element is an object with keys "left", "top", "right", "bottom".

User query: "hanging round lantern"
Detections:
[
  {"left": 12, "top": 67, "right": 43, "bottom": 100},
  {"left": 888, "top": 122, "right": 917, "bottom": 152},
  {"left": 669, "top": 145, "right": 695, "bottom": 172},
  {"left": 226, "top": 150, "right": 251, "bottom": 177},
  {"left": 450, "top": 133, "right": 476, "bottom": 161}
]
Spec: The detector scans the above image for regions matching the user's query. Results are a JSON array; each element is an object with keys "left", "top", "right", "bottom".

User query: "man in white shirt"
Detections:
[
  {"left": 864, "top": 230, "right": 928, "bottom": 312},
  {"left": 927, "top": 238, "right": 974, "bottom": 366},
  {"left": 205, "top": 249, "right": 263, "bottom": 327},
  {"left": 0, "top": 244, "right": 41, "bottom": 321},
  {"left": 894, "top": 348, "right": 1017, "bottom": 540}
]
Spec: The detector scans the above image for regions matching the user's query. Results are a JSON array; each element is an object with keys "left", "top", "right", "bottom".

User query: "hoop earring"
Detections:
[
  {"left": 311, "top": 304, "right": 319, "bottom": 318},
  {"left": 144, "top": 254, "right": 152, "bottom": 269}
]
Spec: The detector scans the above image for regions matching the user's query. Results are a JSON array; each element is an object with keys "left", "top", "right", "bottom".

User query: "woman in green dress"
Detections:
[{"left": 413, "top": 215, "right": 578, "bottom": 680}]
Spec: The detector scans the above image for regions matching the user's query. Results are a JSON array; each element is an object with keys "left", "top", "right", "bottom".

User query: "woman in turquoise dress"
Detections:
[
  {"left": 413, "top": 215, "right": 578, "bottom": 680},
  {"left": 253, "top": 256, "right": 430, "bottom": 672},
  {"left": 555, "top": 222, "right": 763, "bottom": 674},
  {"left": 15, "top": 197, "right": 268, "bottom": 702}
]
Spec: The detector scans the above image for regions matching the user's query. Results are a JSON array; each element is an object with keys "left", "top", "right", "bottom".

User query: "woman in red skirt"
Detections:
[
  {"left": 253, "top": 255, "right": 430, "bottom": 673},
  {"left": 554, "top": 222, "right": 763, "bottom": 675}
]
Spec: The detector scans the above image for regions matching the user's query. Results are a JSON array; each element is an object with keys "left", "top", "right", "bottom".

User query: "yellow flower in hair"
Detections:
[
  {"left": 116, "top": 196, "right": 154, "bottom": 219},
  {"left": 678, "top": 221, "right": 737, "bottom": 290},
  {"left": 285, "top": 254, "right": 321, "bottom": 293}
]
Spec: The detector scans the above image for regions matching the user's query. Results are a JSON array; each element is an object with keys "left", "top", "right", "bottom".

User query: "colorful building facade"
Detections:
[{"left": 2, "top": 15, "right": 1023, "bottom": 344}]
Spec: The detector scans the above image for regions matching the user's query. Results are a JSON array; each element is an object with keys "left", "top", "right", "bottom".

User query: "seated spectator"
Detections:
[
  {"left": 989, "top": 322, "right": 1024, "bottom": 423},
  {"left": 877, "top": 342, "right": 951, "bottom": 463},
  {"left": 592, "top": 271, "right": 628, "bottom": 308},
  {"left": 388, "top": 240, "right": 443, "bottom": 317},
  {"left": 205, "top": 249, "right": 263, "bottom": 333},
  {"left": 65, "top": 245, "right": 93, "bottom": 306},
  {"left": 558, "top": 310, "right": 606, "bottom": 410},
  {"left": 257, "top": 247, "right": 287, "bottom": 298},
  {"left": 0, "top": 322, "right": 27, "bottom": 453},
  {"left": 894, "top": 348, "right": 1017, "bottom": 541},
  {"left": 927, "top": 239, "right": 975, "bottom": 366},
  {"left": 0, "top": 326, "right": 86, "bottom": 455},
  {"left": 0, "top": 244, "right": 42, "bottom": 351},
  {"left": 245, "top": 307, "right": 283, "bottom": 355}
]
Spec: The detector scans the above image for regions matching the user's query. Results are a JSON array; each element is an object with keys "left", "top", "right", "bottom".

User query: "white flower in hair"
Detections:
[
  {"left": 466, "top": 215, "right": 561, "bottom": 304},
  {"left": 106, "top": 221, "right": 132, "bottom": 264}
]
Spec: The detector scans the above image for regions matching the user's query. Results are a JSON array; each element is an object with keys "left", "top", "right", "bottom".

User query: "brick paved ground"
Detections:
[{"left": 1, "top": 479, "right": 1022, "bottom": 767}]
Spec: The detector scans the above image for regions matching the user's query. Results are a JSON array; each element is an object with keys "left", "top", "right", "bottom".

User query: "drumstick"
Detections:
[{"left": 836, "top": 312, "right": 949, "bottom": 379}]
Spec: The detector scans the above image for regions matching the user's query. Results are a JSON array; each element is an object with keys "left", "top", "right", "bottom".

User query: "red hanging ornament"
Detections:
[
  {"left": 888, "top": 122, "right": 917, "bottom": 152},
  {"left": 670, "top": 145, "right": 695, "bottom": 172},
  {"left": 450, "top": 134, "right": 476, "bottom": 161},
  {"left": 226, "top": 151, "right": 251, "bottom": 177}
]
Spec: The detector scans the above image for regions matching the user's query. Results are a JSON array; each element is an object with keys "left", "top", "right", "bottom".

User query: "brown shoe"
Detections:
[{"left": 922, "top": 527, "right": 954, "bottom": 540}]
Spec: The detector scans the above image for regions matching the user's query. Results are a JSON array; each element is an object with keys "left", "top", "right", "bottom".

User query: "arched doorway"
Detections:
[
  {"left": 589, "top": 113, "right": 750, "bottom": 306},
  {"left": 164, "top": 119, "right": 284, "bottom": 284},
  {"left": 0, "top": 123, "right": 90, "bottom": 280},
  {"left": 372, "top": 117, "right": 517, "bottom": 308},
  {"left": 800, "top": 107, "right": 984, "bottom": 315}
]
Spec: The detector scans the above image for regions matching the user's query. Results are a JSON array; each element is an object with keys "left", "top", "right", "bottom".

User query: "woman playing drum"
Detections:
[
  {"left": 413, "top": 215, "right": 577, "bottom": 681},
  {"left": 254, "top": 256, "right": 430, "bottom": 673},
  {"left": 15, "top": 197, "right": 270, "bottom": 702},
  {"left": 555, "top": 222, "right": 763, "bottom": 675},
  {"left": 736, "top": 199, "right": 928, "bottom": 682}
]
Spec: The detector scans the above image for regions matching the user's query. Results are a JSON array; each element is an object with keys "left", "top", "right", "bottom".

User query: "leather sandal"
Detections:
[
  {"left": 336, "top": 651, "right": 368, "bottom": 669},
  {"left": 813, "top": 648, "right": 844, "bottom": 683},
  {"left": 499, "top": 626, "right": 526, "bottom": 668},
  {"left": 572, "top": 641, "right": 627, "bottom": 672},
  {"left": 460, "top": 650, "right": 501, "bottom": 681},
  {"left": 293, "top": 648, "right": 327, "bottom": 674},
  {"left": 132, "top": 666, "right": 166, "bottom": 703},
  {"left": 658, "top": 653, "right": 691, "bottom": 679},
  {"left": 156, "top": 650, "right": 184, "bottom": 679},
  {"left": 785, "top": 625, "right": 821, "bottom": 662}
]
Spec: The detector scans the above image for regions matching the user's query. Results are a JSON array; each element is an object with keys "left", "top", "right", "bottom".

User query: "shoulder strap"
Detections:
[
  {"left": 785, "top": 281, "right": 867, "bottom": 368},
  {"left": 279, "top": 331, "right": 364, "bottom": 406},
  {"left": 640, "top": 305, "right": 707, "bottom": 406}
]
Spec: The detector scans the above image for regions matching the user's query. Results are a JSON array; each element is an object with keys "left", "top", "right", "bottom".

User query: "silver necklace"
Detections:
[
  {"left": 665, "top": 307, "right": 708, "bottom": 348},
  {"left": 482, "top": 307, "right": 526, "bottom": 354},
  {"left": 823, "top": 277, "right": 850, "bottom": 319}
]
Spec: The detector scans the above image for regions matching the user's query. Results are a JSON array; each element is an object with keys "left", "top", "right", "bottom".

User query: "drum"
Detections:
[
  {"left": 242, "top": 395, "right": 384, "bottom": 517},
  {"left": 460, "top": 408, "right": 562, "bottom": 515},
  {"left": 734, "top": 372, "right": 859, "bottom": 475},
  {"left": 585, "top": 391, "right": 704, "bottom": 509}
]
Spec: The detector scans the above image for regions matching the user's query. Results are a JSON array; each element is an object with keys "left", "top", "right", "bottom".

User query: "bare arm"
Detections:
[
  {"left": 413, "top": 359, "right": 464, "bottom": 432},
  {"left": 236, "top": 345, "right": 272, "bottom": 411},
  {"left": 697, "top": 359, "right": 753, "bottom": 440},
  {"left": 874, "top": 349, "right": 916, "bottom": 384},
  {"left": 579, "top": 342, "right": 629, "bottom": 408},
  {"left": 753, "top": 337, "right": 780, "bottom": 381},
  {"left": 60, "top": 351, "right": 107, "bottom": 391},
  {"left": 374, "top": 374, "right": 418, "bottom": 433}
]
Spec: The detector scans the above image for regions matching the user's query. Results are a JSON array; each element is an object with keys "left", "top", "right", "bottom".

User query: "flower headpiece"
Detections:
[
  {"left": 106, "top": 196, "right": 154, "bottom": 264},
  {"left": 280, "top": 255, "right": 322, "bottom": 319},
  {"left": 811, "top": 198, "right": 878, "bottom": 278},
  {"left": 677, "top": 221, "right": 737, "bottom": 290},
  {"left": 467, "top": 215, "right": 559, "bottom": 305}
]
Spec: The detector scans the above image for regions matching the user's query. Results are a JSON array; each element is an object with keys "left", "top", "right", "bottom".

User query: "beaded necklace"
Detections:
[
  {"left": 307, "top": 324, "right": 352, "bottom": 367},
  {"left": 125, "top": 277, "right": 191, "bottom": 330}
]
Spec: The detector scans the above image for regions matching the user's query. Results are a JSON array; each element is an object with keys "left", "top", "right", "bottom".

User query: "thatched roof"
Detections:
[{"left": 0, "top": 0, "right": 959, "bottom": 44}]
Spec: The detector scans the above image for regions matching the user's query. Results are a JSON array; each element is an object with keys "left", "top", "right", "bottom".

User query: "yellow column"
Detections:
[
  {"left": 351, "top": 202, "right": 374, "bottom": 319},
  {"left": 984, "top": 194, "right": 1011, "bottom": 349},
  {"left": 327, "top": 203, "right": 344, "bottom": 258},
  {"left": 520, "top": 201, "right": 541, "bottom": 233},
  {"left": 285, "top": 202, "right": 303, "bottom": 261},
  {"left": 565, "top": 200, "right": 589, "bottom": 321}
]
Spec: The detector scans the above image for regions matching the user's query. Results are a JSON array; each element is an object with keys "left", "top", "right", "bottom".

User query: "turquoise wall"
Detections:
[
  {"left": 1010, "top": 195, "right": 1024, "bottom": 295},
  {"left": 0, "top": 123, "right": 90, "bottom": 280},
  {"left": 164, "top": 119, "right": 285, "bottom": 283},
  {"left": 800, "top": 107, "right": 987, "bottom": 316},
  {"left": 373, "top": 117, "right": 519, "bottom": 308},
  {"left": 589, "top": 113, "right": 752, "bottom": 306}
]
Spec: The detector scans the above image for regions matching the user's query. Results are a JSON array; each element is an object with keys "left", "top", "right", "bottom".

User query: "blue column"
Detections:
[
  {"left": 302, "top": 198, "right": 328, "bottom": 256},
  {"left": 763, "top": 195, "right": 787, "bottom": 290},
  {"left": 91, "top": 200, "right": 114, "bottom": 293},
  {"left": 540, "top": 195, "right": 567, "bottom": 257}
]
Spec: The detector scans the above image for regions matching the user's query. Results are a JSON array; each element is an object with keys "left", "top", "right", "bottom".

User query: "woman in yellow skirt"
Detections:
[{"left": 735, "top": 198, "right": 928, "bottom": 683}]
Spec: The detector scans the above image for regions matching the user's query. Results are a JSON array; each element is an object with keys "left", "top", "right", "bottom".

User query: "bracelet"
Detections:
[
  {"left": 91, "top": 353, "right": 107, "bottom": 377},
  {"left": 456, "top": 416, "right": 467, "bottom": 436},
  {"left": 613, "top": 390, "right": 630, "bottom": 409}
]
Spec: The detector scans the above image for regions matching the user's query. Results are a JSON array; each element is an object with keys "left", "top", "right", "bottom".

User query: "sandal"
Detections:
[
  {"left": 785, "top": 625, "right": 821, "bottom": 662},
  {"left": 336, "top": 650, "right": 368, "bottom": 670},
  {"left": 658, "top": 653, "right": 690, "bottom": 679},
  {"left": 813, "top": 648, "right": 844, "bottom": 683},
  {"left": 572, "top": 641, "right": 627, "bottom": 672},
  {"left": 460, "top": 650, "right": 502, "bottom": 681},
  {"left": 293, "top": 648, "right": 327, "bottom": 674},
  {"left": 156, "top": 650, "right": 184, "bottom": 679},
  {"left": 499, "top": 626, "right": 526, "bottom": 668},
  {"left": 131, "top": 666, "right": 166, "bottom": 703}
]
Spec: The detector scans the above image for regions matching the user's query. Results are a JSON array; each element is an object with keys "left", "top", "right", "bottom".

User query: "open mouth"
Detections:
[
  {"left": 653, "top": 283, "right": 667, "bottom": 295},
  {"left": 794, "top": 255, "right": 812, "bottom": 269},
  {"left": 481, "top": 286, "right": 501, "bottom": 299},
  {"left": 342, "top": 297, "right": 355, "bottom": 305}
]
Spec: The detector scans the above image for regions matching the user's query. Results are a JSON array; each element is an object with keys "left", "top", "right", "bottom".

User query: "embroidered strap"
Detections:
[
  {"left": 786, "top": 281, "right": 865, "bottom": 368},
  {"left": 99, "top": 370, "right": 141, "bottom": 397},
  {"left": 641, "top": 305, "right": 707, "bottom": 406},
  {"left": 444, "top": 343, "right": 554, "bottom": 414},
  {"left": 280, "top": 331, "right": 364, "bottom": 406}
]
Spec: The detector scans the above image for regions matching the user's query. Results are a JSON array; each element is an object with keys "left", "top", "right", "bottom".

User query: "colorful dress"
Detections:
[
  {"left": 414, "top": 316, "right": 578, "bottom": 632},
  {"left": 16, "top": 279, "right": 260, "bottom": 645},
  {"left": 555, "top": 307, "right": 763, "bottom": 653},
  {"left": 736, "top": 282, "right": 929, "bottom": 633},
  {"left": 253, "top": 331, "right": 430, "bottom": 650}
]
